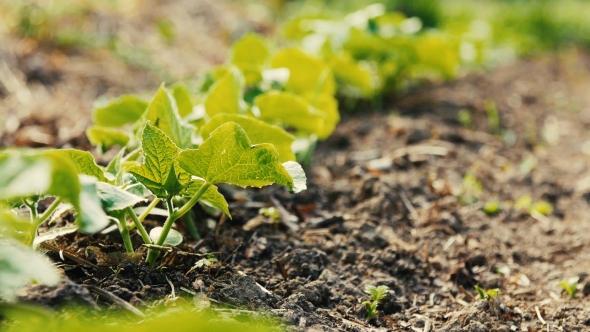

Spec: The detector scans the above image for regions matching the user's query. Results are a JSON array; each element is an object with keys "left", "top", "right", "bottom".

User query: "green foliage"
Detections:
[
  {"left": 362, "top": 284, "right": 390, "bottom": 319},
  {"left": 128, "top": 123, "right": 189, "bottom": 199},
  {"left": 93, "top": 95, "right": 148, "bottom": 128},
  {"left": 178, "top": 122, "right": 305, "bottom": 194},
  {"left": 0, "top": 305, "right": 281, "bottom": 332},
  {"left": 483, "top": 201, "right": 500, "bottom": 216},
  {"left": 201, "top": 114, "right": 296, "bottom": 162},
  {"left": 475, "top": 285, "right": 501, "bottom": 300},
  {"left": 558, "top": 277, "right": 579, "bottom": 298},
  {"left": 0, "top": 240, "right": 60, "bottom": 302}
]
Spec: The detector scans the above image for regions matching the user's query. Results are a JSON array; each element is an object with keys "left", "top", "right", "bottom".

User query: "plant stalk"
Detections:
[
  {"left": 125, "top": 206, "right": 152, "bottom": 245},
  {"left": 145, "top": 183, "right": 211, "bottom": 267},
  {"left": 138, "top": 197, "right": 161, "bottom": 222},
  {"left": 27, "top": 198, "right": 62, "bottom": 246},
  {"left": 117, "top": 215, "right": 134, "bottom": 253}
]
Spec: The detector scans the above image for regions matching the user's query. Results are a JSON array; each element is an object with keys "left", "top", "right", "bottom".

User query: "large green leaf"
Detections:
[
  {"left": 270, "top": 48, "right": 335, "bottom": 95},
  {"left": 93, "top": 95, "right": 148, "bottom": 128},
  {"left": 96, "top": 182, "right": 145, "bottom": 212},
  {"left": 86, "top": 126, "right": 130, "bottom": 151},
  {"left": 171, "top": 83, "right": 193, "bottom": 118},
  {"left": 302, "top": 92, "right": 340, "bottom": 140},
  {"left": 203, "top": 67, "right": 244, "bottom": 117},
  {"left": 0, "top": 240, "right": 60, "bottom": 302},
  {"left": 201, "top": 114, "right": 296, "bottom": 162},
  {"left": 230, "top": 33, "right": 269, "bottom": 86},
  {"left": 177, "top": 122, "right": 305, "bottom": 193},
  {"left": 145, "top": 84, "right": 194, "bottom": 149},
  {"left": 128, "top": 123, "right": 190, "bottom": 198},
  {"left": 78, "top": 175, "right": 110, "bottom": 233},
  {"left": 49, "top": 150, "right": 108, "bottom": 182},
  {"left": 254, "top": 91, "right": 327, "bottom": 137},
  {"left": 331, "top": 54, "right": 374, "bottom": 97},
  {"left": 184, "top": 179, "right": 230, "bottom": 218}
]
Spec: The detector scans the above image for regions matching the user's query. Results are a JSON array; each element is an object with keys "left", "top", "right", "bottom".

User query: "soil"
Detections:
[{"left": 3, "top": 2, "right": 590, "bottom": 332}]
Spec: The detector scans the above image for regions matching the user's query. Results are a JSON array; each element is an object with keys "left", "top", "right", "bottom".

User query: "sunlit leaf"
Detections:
[
  {"left": 177, "top": 122, "right": 304, "bottom": 193},
  {"left": 93, "top": 95, "right": 148, "bottom": 128},
  {"left": 145, "top": 84, "right": 194, "bottom": 149},
  {"left": 230, "top": 33, "right": 269, "bottom": 86},
  {"left": 255, "top": 91, "right": 326, "bottom": 137},
  {"left": 201, "top": 114, "right": 296, "bottom": 162},
  {"left": 49, "top": 149, "right": 108, "bottom": 182},
  {"left": 270, "top": 48, "right": 335, "bottom": 96},
  {"left": 86, "top": 126, "right": 130, "bottom": 151},
  {"left": 171, "top": 83, "right": 193, "bottom": 118},
  {"left": 184, "top": 180, "right": 230, "bottom": 218},
  {"left": 128, "top": 123, "right": 190, "bottom": 198},
  {"left": 204, "top": 67, "right": 244, "bottom": 117}
]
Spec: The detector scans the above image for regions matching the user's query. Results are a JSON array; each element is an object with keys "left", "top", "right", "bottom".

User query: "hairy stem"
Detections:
[
  {"left": 117, "top": 215, "right": 134, "bottom": 253},
  {"left": 125, "top": 207, "right": 152, "bottom": 245},
  {"left": 145, "top": 183, "right": 211, "bottom": 267}
]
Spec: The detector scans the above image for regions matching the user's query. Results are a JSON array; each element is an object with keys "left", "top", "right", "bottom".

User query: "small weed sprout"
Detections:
[
  {"left": 362, "top": 285, "right": 390, "bottom": 319},
  {"left": 185, "top": 254, "right": 218, "bottom": 276},
  {"left": 474, "top": 285, "right": 501, "bottom": 301},
  {"left": 558, "top": 277, "right": 579, "bottom": 298}
]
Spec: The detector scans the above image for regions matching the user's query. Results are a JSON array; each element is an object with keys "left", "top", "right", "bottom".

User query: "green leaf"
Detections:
[
  {"left": 331, "top": 54, "right": 374, "bottom": 97},
  {"left": 201, "top": 114, "right": 296, "bottom": 162},
  {"left": 177, "top": 122, "right": 303, "bottom": 193},
  {"left": 96, "top": 182, "right": 145, "bottom": 212},
  {"left": 0, "top": 240, "right": 60, "bottom": 302},
  {"left": 93, "top": 95, "right": 148, "bottom": 128},
  {"left": 303, "top": 92, "right": 340, "bottom": 140},
  {"left": 33, "top": 226, "right": 79, "bottom": 249},
  {"left": 270, "top": 48, "right": 335, "bottom": 95},
  {"left": 184, "top": 180, "right": 230, "bottom": 218},
  {"left": 204, "top": 67, "right": 244, "bottom": 117},
  {"left": 282, "top": 161, "right": 307, "bottom": 194},
  {"left": 48, "top": 149, "right": 108, "bottom": 182},
  {"left": 0, "top": 152, "right": 53, "bottom": 200},
  {"left": 230, "top": 33, "right": 269, "bottom": 86},
  {"left": 145, "top": 84, "right": 194, "bottom": 149},
  {"left": 149, "top": 227, "right": 182, "bottom": 246},
  {"left": 78, "top": 175, "right": 110, "bottom": 233},
  {"left": 86, "top": 126, "right": 130, "bottom": 151},
  {"left": 171, "top": 83, "right": 193, "bottom": 118},
  {"left": 128, "top": 123, "right": 190, "bottom": 198},
  {"left": 0, "top": 209, "right": 31, "bottom": 242},
  {"left": 254, "top": 91, "right": 327, "bottom": 137},
  {"left": 105, "top": 147, "right": 126, "bottom": 185},
  {"left": 530, "top": 201, "right": 553, "bottom": 216}
]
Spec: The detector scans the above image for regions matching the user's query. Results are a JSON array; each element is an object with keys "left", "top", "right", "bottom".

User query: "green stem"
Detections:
[
  {"left": 183, "top": 210, "right": 201, "bottom": 240},
  {"left": 23, "top": 199, "right": 38, "bottom": 223},
  {"left": 125, "top": 206, "right": 152, "bottom": 245},
  {"left": 27, "top": 198, "right": 62, "bottom": 246},
  {"left": 145, "top": 183, "right": 211, "bottom": 267},
  {"left": 138, "top": 198, "right": 161, "bottom": 222},
  {"left": 117, "top": 215, "right": 134, "bottom": 253}
]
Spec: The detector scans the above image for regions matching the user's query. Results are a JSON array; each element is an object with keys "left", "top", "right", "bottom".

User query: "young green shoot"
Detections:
[
  {"left": 558, "top": 277, "right": 579, "bottom": 298},
  {"left": 362, "top": 285, "right": 390, "bottom": 319}
]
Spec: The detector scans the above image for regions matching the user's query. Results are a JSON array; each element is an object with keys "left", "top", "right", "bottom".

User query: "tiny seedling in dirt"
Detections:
[
  {"left": 474, "top": 285, "right": 501, "bottom": 300},
  {"left": 362, "top": 285, "right": 390, "bottom": 319},
  {"left": 558, "top": 277, "right": 579, "bottom": 298},
  {"left": 483, "top": 201, "right": 501, "bottom": 215}
]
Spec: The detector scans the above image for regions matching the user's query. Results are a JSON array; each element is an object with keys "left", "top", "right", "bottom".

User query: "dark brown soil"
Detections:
[{"left": 4, "top": 2, "right": 590, "bottom": 331}]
